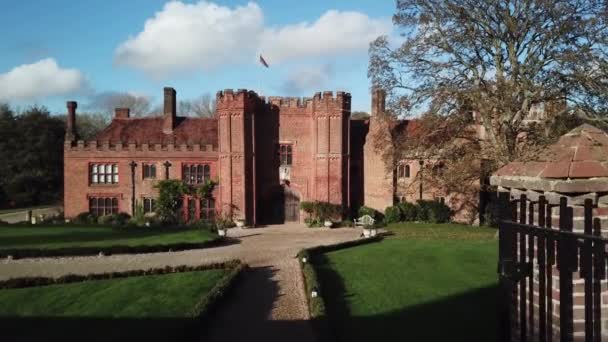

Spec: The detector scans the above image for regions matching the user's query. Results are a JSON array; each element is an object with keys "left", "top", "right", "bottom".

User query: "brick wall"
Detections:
[{"left": 64, "top": 142, "right": 218, "bottom": 218}]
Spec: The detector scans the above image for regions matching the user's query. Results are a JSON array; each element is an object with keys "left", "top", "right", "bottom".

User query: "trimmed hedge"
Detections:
[
  {"left": 0, "top": 236, "right": 228, "bottom": 260},
  {"left": 0, "top": 260, "right": 246, "bottom": 340},
  {"left": 384, "top": 206, "right": 402, "bottom": 224},
  {"left": 0, "top": 260, "right": 243, "bottom": 290},
  {"left": 394, "top": 200, "right": 453, "bottom": 223},
  {"left": 297, "top": 236, "right": 383, "bottom": 341}
]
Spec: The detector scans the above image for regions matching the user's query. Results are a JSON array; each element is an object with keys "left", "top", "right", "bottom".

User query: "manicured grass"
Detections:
[
  {"left": 0, "top": 225, "right": 216, "bottom": 251},
  {"left": 315, "top": 222, "right": 499, "bottom": 342},
  {"left": 0, "top": 269, "right": 228, "bottom": 341}
]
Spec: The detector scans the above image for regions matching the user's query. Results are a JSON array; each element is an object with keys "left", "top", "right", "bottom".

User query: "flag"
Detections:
[{"left": 259, "top": 55, "right": 269, "bottom": 68}]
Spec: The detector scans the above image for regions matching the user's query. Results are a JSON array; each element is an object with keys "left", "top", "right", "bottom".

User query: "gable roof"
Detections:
[
  {"left": 494, "top": 124, "right": 608, "bottom": 179},
  {"left": 93, "top": 116, "right": 218, "bottom": 146}
]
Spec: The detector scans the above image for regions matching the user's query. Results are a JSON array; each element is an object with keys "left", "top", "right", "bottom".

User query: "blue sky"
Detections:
[{"left": 0, "top": 0, "right": 395, "bottom": 114}]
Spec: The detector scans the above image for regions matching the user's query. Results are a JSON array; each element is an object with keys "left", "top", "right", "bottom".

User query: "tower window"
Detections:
[
  {"left": 279, "top": 144, "right": 292, "bottom": 166},
  {"left": 143, "top": 163, "right": 156, "bottom": 179}
]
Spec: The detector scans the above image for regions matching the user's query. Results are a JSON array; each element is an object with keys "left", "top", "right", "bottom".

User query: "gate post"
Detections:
[{"left": 497, "top": 191, "right": 513, "bottom": 342}]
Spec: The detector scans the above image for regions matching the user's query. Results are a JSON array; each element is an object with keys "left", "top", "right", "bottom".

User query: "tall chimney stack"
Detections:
[
  {"left": 115, "top": 108, "right": 130, "bottom": 119},
  {"left": 163, "top": 87, "right": 176, "bottom": 134},
  {"left": 65, "top": 101, "right": 78, "bottom": 142},
  {"left": 371, "top": 87, "right": 386, "bottom": 117}
]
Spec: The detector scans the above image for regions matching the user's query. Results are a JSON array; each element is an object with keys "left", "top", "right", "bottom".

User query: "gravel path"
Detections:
[{"left": 0, "top": 224, "right": 362, "bottom": 342}]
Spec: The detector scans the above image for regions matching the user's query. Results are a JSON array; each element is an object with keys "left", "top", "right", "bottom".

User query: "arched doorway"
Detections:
[
  {"left": 261, "top": 184, "right": 301, "bottom": 224},
  {"left": 284, "top": 186, "right": 300, "bottom": 222}
]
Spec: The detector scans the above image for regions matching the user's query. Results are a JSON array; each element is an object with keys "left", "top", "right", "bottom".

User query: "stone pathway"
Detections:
[{"left": 0, "top": 224, "right": 362, "bottom": 342}]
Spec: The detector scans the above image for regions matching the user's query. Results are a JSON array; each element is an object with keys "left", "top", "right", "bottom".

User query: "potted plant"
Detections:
[
  {"left": 215, "top": 218, "right": 228, "bottom": 237},
  {"left": 363, "top": 223, "right": 377, "bottom": 238}
]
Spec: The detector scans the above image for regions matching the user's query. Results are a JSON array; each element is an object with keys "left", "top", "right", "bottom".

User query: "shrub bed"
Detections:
[
  {"left": 0, "top": 260, "right": 243, "bottom": 289},
  {"left": 0, "top": 236, "right": 226, "bottom": 260},
  {"left": 391, "top": 199, "right": 452, "bottom": 224}
]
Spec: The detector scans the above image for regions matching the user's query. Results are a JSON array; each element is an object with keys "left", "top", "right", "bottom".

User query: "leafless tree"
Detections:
[
  {"left": 369, "top": 0, "right": 608, "bottom": 165},
  {"left": 86, "top": 92, "right": 152, "bottom": 119},
  {"left": 178, "top": 94, "right": 216, "bottom": 117}
]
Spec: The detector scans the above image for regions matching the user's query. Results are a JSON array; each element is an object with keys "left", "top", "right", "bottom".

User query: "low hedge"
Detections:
[
  {"left": 0, "top": 237, "right": 228, "bottom": 260},
  {"left": 0, "top": 260, "right": 246, "bottom": 340},
  {"left": 297, "top": 236, "right": 383, "bottom": 341},
  {"left": 0, "top": 259, "right": 243, "bottom": 290}
]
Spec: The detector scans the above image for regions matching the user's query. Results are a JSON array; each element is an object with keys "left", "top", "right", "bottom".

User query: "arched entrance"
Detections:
[{"left": 262, "top": 184, "right": 300, "bottom": 224}]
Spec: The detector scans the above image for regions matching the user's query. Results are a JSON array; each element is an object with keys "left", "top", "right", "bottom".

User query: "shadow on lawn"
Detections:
[
  {"left": 314, "top": 253, "right": 500, "bottom": 342},
  {"left": 0, "top": 266, "right": 316, "bottom": 342}
]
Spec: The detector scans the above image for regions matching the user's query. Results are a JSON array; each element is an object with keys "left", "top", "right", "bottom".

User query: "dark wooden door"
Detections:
[{"left": 284, "top": 190, "right": 300, "bottom": 222}]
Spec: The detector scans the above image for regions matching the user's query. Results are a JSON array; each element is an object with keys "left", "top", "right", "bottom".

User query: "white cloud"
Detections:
[
  {"left": 0, "top": 58, "right": 87, "bottom": 102},
  {"left": 260, "top": 10, "right": 392, "bottom": 64},
  {"left": 282, "top": 64, "right": 334, "bottom": 94},
  {"left": 114, "top": 1, "right": 264, "bottom": 77},
  {"left": 114, "top": 1, "right": 391, "bottom": 77}
]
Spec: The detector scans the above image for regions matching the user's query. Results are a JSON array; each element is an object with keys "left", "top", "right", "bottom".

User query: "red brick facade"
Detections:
[{"left": 64, "top": 87, "right": 358, "bottom": 225}]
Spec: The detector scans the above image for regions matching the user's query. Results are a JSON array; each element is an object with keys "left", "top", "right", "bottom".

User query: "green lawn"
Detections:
[
  {"left": 316, "top": 222, "right": 499, "bottom": 342},
  {"left": 0, "top": 225, "right": 216, "bottom": 251},
  {"left": 0, "top": 269, "right": 228, "bottom": 341}
]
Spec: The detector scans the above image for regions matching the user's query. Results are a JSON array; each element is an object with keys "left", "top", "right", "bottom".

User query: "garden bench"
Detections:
[{"left": 354, "top": 214, "right": 375, "bottom": 227}]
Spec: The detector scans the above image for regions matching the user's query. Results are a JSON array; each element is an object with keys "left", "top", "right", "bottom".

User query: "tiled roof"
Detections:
[
  {"left": 494, "top": 124, "right": 608, "bottom": 179},
  {"left": 93, "top": 116, "right": 218, "bottom": 146}
]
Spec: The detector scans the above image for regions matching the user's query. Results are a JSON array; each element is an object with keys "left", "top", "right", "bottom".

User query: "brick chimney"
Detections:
[
  {"left": 115, "top": 108, "right": 130, "bottom": 119},
  {"left": 371, "top": 87, "right": 386, "bottom": 116},
  {"left": 65, "top": 101, "right": 77, "bottom": 142},
  {"left": 163, "top": 87, "right": 177, "bottom": 134}
]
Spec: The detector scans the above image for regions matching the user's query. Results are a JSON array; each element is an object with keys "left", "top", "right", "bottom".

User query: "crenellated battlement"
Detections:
[
  {"left": 65, "top": 140, "right": 218, "bottom": 153},
  {"left": 265, "top": 96, "right": 314, "bottom": 109},
  {"left": 216, "top": 89, "right": 259, "bottom": 103}
]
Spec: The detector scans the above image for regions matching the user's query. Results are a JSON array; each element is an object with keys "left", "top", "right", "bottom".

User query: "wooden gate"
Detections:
[
  {"left": 284, "top": 187, "right": 300, "bottom": 222},
  {"left": 497, "top": 192, "right": 606, "bottom": 342}
]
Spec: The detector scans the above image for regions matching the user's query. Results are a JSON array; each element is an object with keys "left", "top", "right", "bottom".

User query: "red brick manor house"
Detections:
[{"left": 64, "top": 87, "right": 372, "bottom": 225}]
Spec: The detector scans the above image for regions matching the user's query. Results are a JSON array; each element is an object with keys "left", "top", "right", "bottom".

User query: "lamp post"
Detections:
[
  {"left": 418, "top": 160, "right": 424, "bottom": 200},
  {"left": 129, "top": 161, "right": 137, "bottom": 215},
  {"left": 163, "top": 161, "right": 172, "bottom": 179}
]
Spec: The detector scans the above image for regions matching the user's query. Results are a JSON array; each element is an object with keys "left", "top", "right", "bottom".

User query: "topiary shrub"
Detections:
[
  {"left": 384, "top": 205, "right": 402, "bottom": 224},
  {"left": 398, "top": 202, "right": 419, "bottom": 221},
  {"left": 415, "top": 200, "right": 452, "bottom": 223},
  {"left": 428, "top": 201, "right": 452, "bottom": 223},
  {"left": 98, "top": 213, "right": 131, "bottom": 226},
  {"left": 73, "top": 212, "right": 98, "bottom": 225},
  {"left": 415, "top": 200, "right": 433, "bottom": 221}
]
